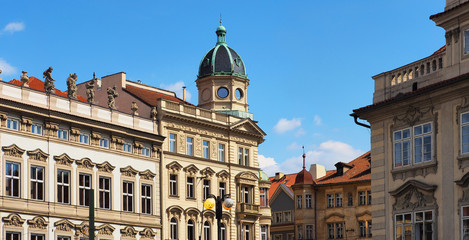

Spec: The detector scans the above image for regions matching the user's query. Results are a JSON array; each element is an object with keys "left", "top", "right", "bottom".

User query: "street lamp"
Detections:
[{"left": 202, "top": 194, "right": 234, "bottom": 240}]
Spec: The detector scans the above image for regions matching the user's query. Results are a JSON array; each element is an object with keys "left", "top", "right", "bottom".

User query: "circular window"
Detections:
[
  {"left": 235, "top": 88, "right": 243, "bottom": 100},
  {"left": 217, "top": 87, "right": 229, "bottom": 98}
]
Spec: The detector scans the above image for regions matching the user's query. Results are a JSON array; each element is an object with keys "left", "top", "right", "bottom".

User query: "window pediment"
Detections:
[
  {"left": 200, "top": 167, "right": 215, "bottom": 178},
  {"left": 326, "top": 213, "right": 345, "bottom": 222},
  {"left": 97, "top": 223, "right": 115, "bottom": 236},
  {"left": 393, "top": 106, "right": 434, "bottom": 127},
  {"left": 390, "top": 180, "right": 437, "bottom": 211},
  {"left": 97, "top": 161, "right": 115, "bottom": 173},
  {"left": 27, "top": 216, "right": 48, "bottom": 229},
  {"left": 121, "top": 226, "right": 138, "bottom": 238},
  {"left": 2, "top": 213, "right": 25, "bottom": 227},
  {"left": 2, "top": 144, "right": 25, "bottom": 158},
  {"left": 217, "top": 170, "right": 230, "bottom": 180},
  {"left": 166, "top": 161, "right": 183, "bottom": 172},
  {"left": 76, "top": 157, "right": 95, "bottom": 170},
  {"left": 236, "top": 171, "right": 258, "bottom": 184},
  {"left": 54, "top": 219, "right": 75, "bottom": 232},
  {"left": 184, "top": 164, "right": 199, "bottom": 175},
  {"left": 167, "top": 205, "right": 184, "bottom": 219},
  {"left": 54, "top": 153, "right": 75, "bottom": 166},
  {"left": 27, "top": 148, "right": 49, "bottom": 162},
  {"left": 121, "top": 166, "right": 138, "bottom": 177},
  {"left": 185, "top": 207, "right": 201, "bottom": 219},
  {"left": 139, "top": 169, "right": 156, "bottom": 180},
  {"left": 139, "top": 228, "right": 156, "bottom": 239}
]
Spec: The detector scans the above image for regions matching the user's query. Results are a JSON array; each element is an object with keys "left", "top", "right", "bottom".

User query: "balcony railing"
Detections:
[{"left": 237, "top": 202, "right": 260, "bottom": 214}]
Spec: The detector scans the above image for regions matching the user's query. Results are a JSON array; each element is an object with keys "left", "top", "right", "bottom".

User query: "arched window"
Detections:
[
  {"left": 204, "top": 221, "right": 211, "bottom": 240},
  {"left": 170, "top": 218, "right": 178, "bottom": 240},
  {"left": 220, "top": 223, "right": 226, "bottom": 240},
  {"left": 188, "top": 219, "right": 195, "bottom": 240}
]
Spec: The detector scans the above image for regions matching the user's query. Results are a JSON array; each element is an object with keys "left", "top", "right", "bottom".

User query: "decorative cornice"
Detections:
[
  {"left": 27, "top": 148, "right": 49, "bottom": 162},
  {"left": 2, "top": 144, "right": 25, "bottom": 158},
  {"left": 389, "top": 180, "right": 437, "bottom": 196}
]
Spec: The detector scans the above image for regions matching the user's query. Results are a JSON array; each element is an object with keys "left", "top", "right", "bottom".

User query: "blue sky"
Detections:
[{"left": 1, "top": 1, "right": 445, "bottom": 175}]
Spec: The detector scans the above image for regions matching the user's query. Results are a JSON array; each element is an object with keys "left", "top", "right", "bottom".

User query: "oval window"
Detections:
[
  {"left": 235, "top": 88, "right": 243, "bottom": 99},
  {"left": 217, "top": 87, "right": 229, "bottom": 98}
]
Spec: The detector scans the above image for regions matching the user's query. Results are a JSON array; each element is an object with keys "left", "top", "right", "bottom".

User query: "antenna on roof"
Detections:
[{"left": 302, "top": 146, "right": 306, "bottom": 169}]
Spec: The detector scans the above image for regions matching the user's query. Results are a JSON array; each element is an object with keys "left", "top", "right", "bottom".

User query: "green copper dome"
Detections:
[
  {"left": 259, "top": 170, "right": 269, "bottom": 181},
  {"left": 198, "top": 23, "right": 247, "bottom": 79}
]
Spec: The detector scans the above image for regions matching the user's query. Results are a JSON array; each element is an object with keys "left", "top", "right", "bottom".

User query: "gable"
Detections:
[
  {"left": 270, "top": 190, "right": 294, "bottom": 212},
  {"left": 230, "top": 118, "right": 266, "bottom": 138}
]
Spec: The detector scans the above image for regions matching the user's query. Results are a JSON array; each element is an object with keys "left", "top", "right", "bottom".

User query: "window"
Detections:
[
  {"left": 359, "top": 221, "right": 366, "bottom": 238},
  {"left": 79, "top": 134, "right": 89, "bottom": 144},
  {"left": 78, "top": 173, "right": 91, "bottom": 206},
  {"left": 296, "top": 195, "right": 302, "bottom": 209},
  {"left": 123, "top": 181, "right": 134, "bottom": 212},
  {"left": 462, "top": 206, "right": 469, "bottom": 240},
  {"left": 327, "top": 224, "right": 334, "bottom": 239},
  {"left": 57, "top": 169, "right": 70, "bottom": 204},
  {"left": 465, "top": 29, "right": 469, "bottom": 54},
  {"left": 188, "top": 220, "right": 195, "bottom": 240},
  {"left": 358, "top": 191, "right": 366, "bottom": 206},
  {"left": 461, "top": 112, "right": 469, "bottom": 154},
  {"left": 31, "top": 165, "right": 44, "bottom": 200},
  {"left": 6, "top": 232, "right": 21, "bottom": 240},
  {"left": 169, "top": 133, "right": 176, "bottom": 153},
  {"left": 260, "top": 225, "right": 268, "bottom": 240},
  {"left": 31, "top": 123, "right": 42, "bottom": 135},
  {"left": 218, "top": 144, "right": 225, "bottom": 162},
  {"left": 220, "top": 223, "right": 227, "bottom": 240},
  {"left": 203, "top": 179, "right": 210, "bottom": 200},
  {"left": 57, "top": 237, "right": 71, "bottom": 240},
  {"left": 393, "top": 122, "right": 433, "bottom": 167},
  {"left": 244, "top": 149, "right": 249, "bottom": 166},
  {"left": 367, "top": 190, "right": 372, "bottom": 205},
  {"left": 187, "top": 177, "right": 194, "bottom": 198},
  {"left": 336, "top": 193, "right": 343, "bottom": 207},
  {"left": 242, "top": 186, "right": 251, "bottom": 204},
  {"left": 368, "top": 220, "right": 372, "bottom": 237},
  {"left": 6, "top": 119, "right": 19, "bottom": 130},
  {"left": 238, "top": 148, "right": 243, "bottom": 165},
  {"left": 123, "top": 143, "right": 132, "bottom": 153},
  {"left": 244, "top": 225, "right": 250, "bottom": 240},
  {"left": 99, "top": 138, "right": 109, "bottom": 148},
  {"left": 204, "top": 221, "right": 211, "bottom": 240},
  {"left": 31, "top": 234, "right": 45, "bottom": 240},
  {"left": 203, "top": 140, "right": 209, "bottom": 159},
  {"left": 170, "top": 218, "right": 178, "bottom": 240},
  {"left": 297, "top": 225, "right": 303, "bottom": 239},
  {"left": 170, "top": 174, "right": 178, "bottom": 196},
  {"left": 6, "top": 162, "right": 20, "bottom": 197},
  {"left": 141, "top": 184, "right": 152, "bottom": 214},
  {"left": 395, "top": 211, "right": 433, "bottom": 240},
  {"left": 186, "top": 137, "right": 193, "bottom": 155},
  {"left": 327, "top": 194, "right": 334, "bottom": 208},
  {"left": 306, "top": 225, "right": 314, "bottom": 240},
  {"left": 348, "top": 193, "right": 353, "bottom": 206},
  {"left": 238, "top": 147, "right": 250, "bottom": 166},
  {"left": 260, "top": 188, "right": 268, "bottom": 207},
  {"left": 99, "top": 176, "right": 111, "bottom": 209},
  {"left": 274, "top": 212, "right": 283, "bottom": 223},
  {"left": 142, "top": 147, "right": 150, "bottom": 157},
  {"left": 336, "top": 223, "right": 343, "bottom": 239},
  {"left": 305, "top": 194, "right": 312, "bottom": 208},
  {"left": 58, "top": 129, "right": 68, "bottom": 140},
  {"left": 284, "top": 211, "right": 292, "bottom": 223},
  {"left": 219, "top": 182, "right": 225, "bottom": 197}
]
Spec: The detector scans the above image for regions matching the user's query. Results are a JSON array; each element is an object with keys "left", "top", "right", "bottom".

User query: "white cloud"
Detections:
[
  {"left": 314, "top": 115, "right": 322, "bottom": 126},
  {"left": 0, "top": 58, "right": 17, "bottom": 76},
  {"left": 2, "top": 22, "right": 25, "bottom": 34},
  {"left": 273, "top": 118, "right": 302, "bottom": 133},
  {"left": 258, "top": 154, "right": 281, "bottom": 177},
  {"left": 287, "top": 142, "right": 302, "bottom": 151},
  {"left": 269, "top": 140, "right": 365, "bottom": 176},
  {"left": 160, "top": 81, "right": 192, "bottom": 101},
  {"left": 294, "top": 128, "right": 306, "bottom": 137}
]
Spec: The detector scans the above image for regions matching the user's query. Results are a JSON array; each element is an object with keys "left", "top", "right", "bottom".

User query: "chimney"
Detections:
[
  {"left": 183, "top": 86, "right": 186, "bottom": 101},
  {"left": 275, "top": 172, "right": 284, "bottom": 180},
  {"left": 309, "top": 164, "right": 326, "bottom": 180}
]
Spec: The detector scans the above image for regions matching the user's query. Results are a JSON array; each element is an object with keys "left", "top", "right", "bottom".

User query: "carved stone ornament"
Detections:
[
  {"left": 2, "top": 144, "right": 25, "bottom": 158},
  {"left": 54, "top": 219, "right": 75, "bottom": 232},
  {"left": 2, "top": 213, "right": 25, "bottom": 227},
  {"left": 178, "top": 134, "right": 185, "bottom": 153},
  {"left": 456, "top": 172, "right": 469, "bottom": 205},
  {"left": 76, "top": 158, "right": 95, "bottom": 170},
  {"left": 454, "top": 27, "right": 461, "bottom": 43},
  {"left": 166, "top": 161, "right": 183, "bottom": 172},
  {"left": 139, "top": 228, "right": 156, "bottom": 239},
  {"left": 390, "top": 180, "right": 437, "bottom": 211},
  {"left": 97, "top": 224, "right": 115, "bottom": 236},
  {"left": 195, "top": 137, "right": 202, "bottom": 156},
  {"left": 210, "top": 142, "right": 217, "bottom": 158},
  {"left": 27, "top": 148, "right": 49, "bottom": 162},
  {"left": 200, "top": 167, "right": 215, "bottom": 178},
  {"left": 120, "top": 226, "right": 138, "bottom": 238},
  {"left": 167, "top": 205, "right": 184, "bottom": 219},
  {"left": 150, "top": 106, "right": 158, "bottom": 120},
  {"left": 216, "top": 170, "right": 230, "bottom": 181},
  {"left": 183, "top": 164, "right": 199, "bottom": 175},
  {"left": 54, "top": 153, "right": 75, "bottom": 166},
  {"left": 120, "top": 166, "right": 139, "bottom": 177},
  {"left": 236, "top": 171, "right": 259, "bottom": 183},
  {"left": 27, "top": 216, "right": 49, "bottom": 229},
  {"left": 457, "top": 97, "right": 469, "bottom": 124},
  {"left": 96, "top": 161, "right": 115, "bottom": 173},
  {"left": 139, "top": 169, "right": 156, "bottom": 180},
  {"left": 76, "top": 222, "right": 90, "bottom": 236},
  {"left": 131, "top": 102, "right": 139, "bottom": 115},
  {"left": 445, "top": 31, "right": 452, "bottom": 46},
  {"left": 167, "top": 122, "right": 226, "bottom": 139},
  {"left": 393, "top": 106, "right": 433, "bottom": 127}
]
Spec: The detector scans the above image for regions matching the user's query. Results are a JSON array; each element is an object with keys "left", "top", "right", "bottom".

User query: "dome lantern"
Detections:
[{"left": 216, "top": 20, "right": 227, "bottom": 45}]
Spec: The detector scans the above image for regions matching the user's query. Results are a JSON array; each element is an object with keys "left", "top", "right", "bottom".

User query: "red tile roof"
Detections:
[
  {"left": 125, "top": 84, "right": 193, "bottom": 106},
  {"left": 293, "top": 168, "right": 314, "bottom": 186},
  {"left": 9, "top": 76, "right": 88, "bottom": 102},
  {"left": 315, "top": 151, "right": 371, "bottom": 185},
  {"left": 268, "top": 173, "right": 298, "bottom": 199}
]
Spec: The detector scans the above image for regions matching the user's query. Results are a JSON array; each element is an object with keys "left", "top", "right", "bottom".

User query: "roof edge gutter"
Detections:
[{"left": 352, "top": 113, "right": 370, "bottom": 129}]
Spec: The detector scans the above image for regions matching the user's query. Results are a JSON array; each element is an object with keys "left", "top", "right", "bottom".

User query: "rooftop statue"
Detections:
[
  {"left": 107, "top": 85, "right": 118, "bottom": 109},
  {"left": 43, "top": 67, "right": 55, "bottom": 94},
  {"left": 67, "top": 73, "right": 78, "bottom": 99},
  {"left": 21, "top": 71, "right": 29, "bottom": 86},
  {"left": 86, "top": 79, "right": 95, "bottom": 104},
  {"left": 150, "top": 106, "right": 158, "bottom": 120}
]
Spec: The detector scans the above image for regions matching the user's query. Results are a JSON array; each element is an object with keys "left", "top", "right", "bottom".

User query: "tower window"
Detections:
[
  {"left": 217, "top": 87, "right": 229, "bottom": 98},
  {"left": 235, "top": 88, "right": 244, "bottom": 99}
]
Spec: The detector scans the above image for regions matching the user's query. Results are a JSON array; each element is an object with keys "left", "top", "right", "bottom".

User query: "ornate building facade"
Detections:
[
  {"left": 0, "top": 22, "right": 270, "bottom": 240},
  {"left": 352, "top": 1, "right": 469, "bottom": 239}
]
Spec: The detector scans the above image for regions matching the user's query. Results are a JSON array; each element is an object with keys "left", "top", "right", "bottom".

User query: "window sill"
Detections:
[
  {"left": 458, "top": 154, "right": 469, "bottom": 169},
  {"left": 391, "top": 161, "right": 437, "bottom": 181},
  {"left": 169, "top": 195, "right": 179, "bottom": 199},
  {"left": 186, "top": 197, "right": 196, "bottom": 201}
]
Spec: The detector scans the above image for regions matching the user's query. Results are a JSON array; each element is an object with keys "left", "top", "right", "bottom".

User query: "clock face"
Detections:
[
  {"left": 217, "top": 87, "right": 229, "bottom": 98},
  {"left": 235, "top": 88, "right": 243, "bottom": 100}
]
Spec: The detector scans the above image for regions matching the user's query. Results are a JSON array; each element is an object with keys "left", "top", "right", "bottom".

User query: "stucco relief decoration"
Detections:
[
  {"left": 70, "top": 127, "right": 80, "bottom": 142},
  {"left": 45, "top": 122, "right": 59, "bottom": 137},
  {"left": 200, "top": 167, "right": 215, "bottom": 178},
  {"left": 167, "top": 123, "right": 225, "bottom": 138},
  {"left": 0, "top": 111, "right": 7, "bottom": 127},
  {"left": 54, "top": 153, "right": 75, "bottom": 166},
  {"left": 185, "top": 208, "right": 201, "bottom": 220},
  {"left": 453, "top": 27, "right": 460, "bottom": 43},
  {"left": 456, "top": 97, "right": 469, "bottom": 124},
  {"left": 393, "top": 106, "right": 434, "bottom": 127},
  {"left": 139, "top": 169, "right": 156, "bottom": 180},
  {"left": 445, "top": 31, "right": 452, "bottom": 45},
  {"left": 27, "top": 149, "right": 49, "bottom": 162},
  {"left": 76, "top": 222, "right": 90, "bottom": 237},
  {"left": 151, "top": 145, "right": 161, "bottom": 159},
  {"left": 139, "top": 228, "right": 156, "bottom": 239},
  {"left": 231, "top": 136, "right": 257, "bottom": 146},
  {"left": 210, "top": 142, "right": 217, "bottom": 158},
  {"left": 178, "top": 134, "right": 185, "bottom": 152},
  {"left": 236, "top": 171, "right": 258, "bottom": 184},
  {"left": 167, "top": 206, "right": 183, "bottom": 220},
  {"left": 27, "top": 216, "right": 48, "bottom": 229},
  {"left": 97, "top": 161, "right": 115, "bottom": 173},
  {"left": 390, "top": 180, "right": 437, "bottom": 211},
  {"left": 195, "top": 137, "right": 202, "bottom": 156},
  {"left": 54, "top": 219, "right": 75, "bottom": 232},
  {"left": 121, "top": 166, "right": 139, "bottom": 177},
  {"left": 2, "top": 144, "right": 25, "bottom": 158},
  {"left": 120, "top": 226, "right": 138, "bottom": 238},
  {"left": 183, "top": 164, "right": 199, "bottom": 175},
  {"left": 216, "top": 170, "right": 230, "bottom": 181},
  {"left": 21, "top": 116, "right": 32, "bottom": 131},
  {"left": 97, "top": 224, "right": 115, "bottom": 236},
  {"left": 166, "top": 161, "right": 183, "bottom": 173},
  {"left": 456, "top": 172, "right": 469, "bottom": 205},
  {"left": 76, "top": 158, "right": 95, "bottom": 170},
  {"left": 2, "top": 214, "right": 25, "bottom": 227}
]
